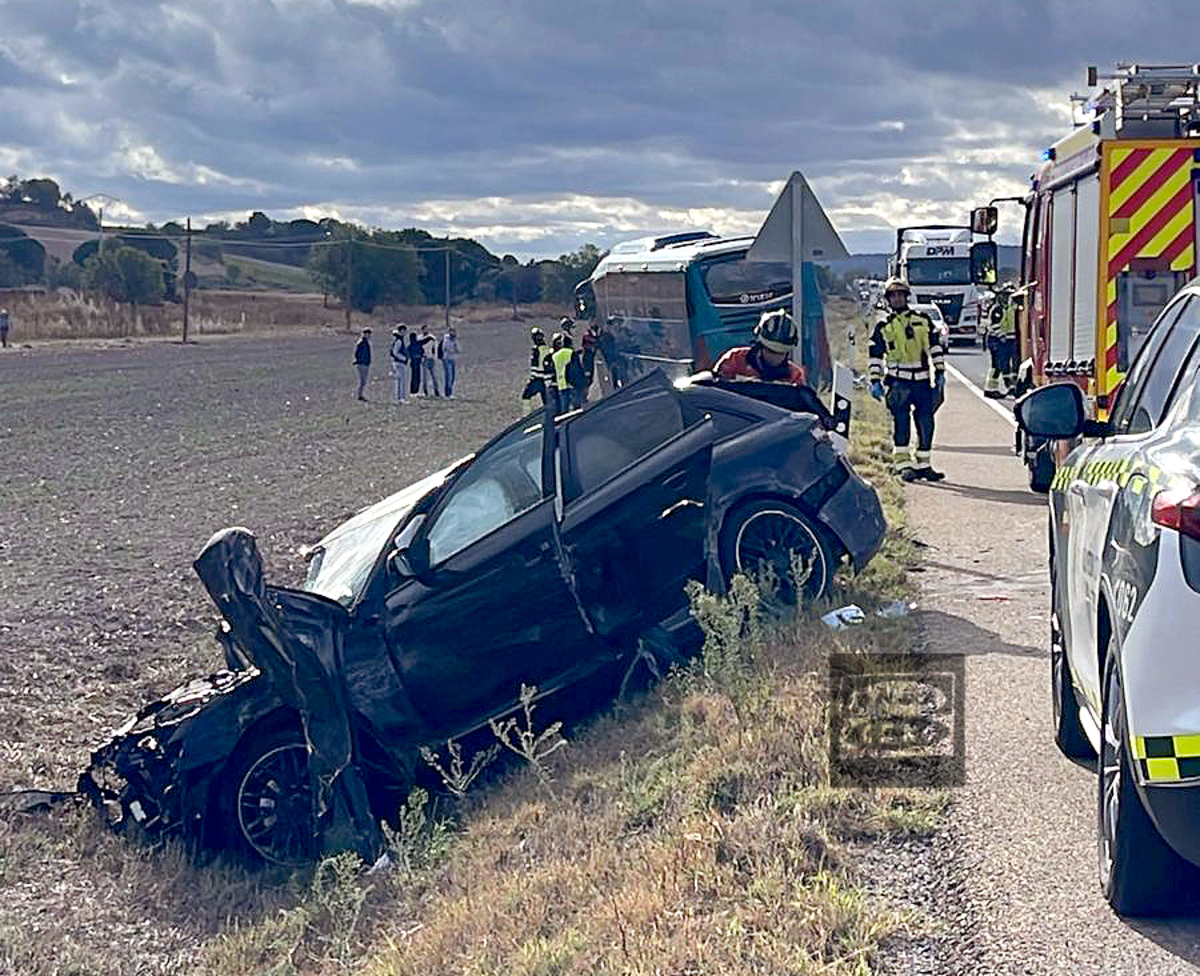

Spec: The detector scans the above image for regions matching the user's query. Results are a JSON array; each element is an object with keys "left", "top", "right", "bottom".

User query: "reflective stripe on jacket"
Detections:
[{"left": 868, "top": 310, "right": 944, "bottom": 382}]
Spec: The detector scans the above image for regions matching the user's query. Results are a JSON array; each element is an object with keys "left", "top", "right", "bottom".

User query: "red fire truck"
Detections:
[{"left": 1005, "top": 63, "right": 1200, "bottom": 491}]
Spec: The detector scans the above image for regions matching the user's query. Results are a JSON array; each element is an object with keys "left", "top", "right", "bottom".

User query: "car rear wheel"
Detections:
[
  {"left": 720, "top": 500, "right": 835, "bottom": 606},
  {"left": 1050, "top": 584, "right": 1093, "bottom": 760},
  {"left": 1098, "top": 641, "right": 1192, "bottom": 915},
  {"left": 216, "top": 727, "right": 318, "bottom": 866}
]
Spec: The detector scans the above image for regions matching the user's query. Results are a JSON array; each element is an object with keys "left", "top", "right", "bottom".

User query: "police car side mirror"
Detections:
[
  {"left": 1014, "top": 382, "right": 1087, "bottom": 439},
  {"left": 970, "top": 241, "right": 998, "bottom": 285}
]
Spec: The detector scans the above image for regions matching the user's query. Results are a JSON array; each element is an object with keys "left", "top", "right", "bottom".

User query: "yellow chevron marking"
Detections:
[
  {"left": 1172, "top": 243, "right": 1196, "bottom": 273},
  {"left": 1109, "top": 148, "right": 1174, "bottom": 215},
  {"left": 1108, "top": 160, "right": 1192, "bottom": 260}
]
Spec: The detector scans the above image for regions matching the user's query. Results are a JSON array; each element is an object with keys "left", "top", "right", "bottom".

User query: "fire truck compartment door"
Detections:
[{"left": 1073, "top": 175, "right": 1099, "bottom": 362}]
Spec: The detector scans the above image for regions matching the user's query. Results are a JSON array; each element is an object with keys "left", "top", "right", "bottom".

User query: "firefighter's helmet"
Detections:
[
  {"left": 754, "top": 309, "right": 799, "bottom": 354},
  {"left": 531, "top": 327, "right": 545, "bottom": 343},
  {"left": 883, "top": 277, "right": 911, "bottom": 297}
]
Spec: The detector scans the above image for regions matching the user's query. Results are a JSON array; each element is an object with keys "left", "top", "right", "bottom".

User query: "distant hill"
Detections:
[{"left": 825, "top": 245, "right": 1021, "bottom": 279}]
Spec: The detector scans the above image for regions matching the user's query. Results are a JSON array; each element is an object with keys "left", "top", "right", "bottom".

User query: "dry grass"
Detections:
[{"left": 0, "top": 288, "right": 572, "bottom": 343}]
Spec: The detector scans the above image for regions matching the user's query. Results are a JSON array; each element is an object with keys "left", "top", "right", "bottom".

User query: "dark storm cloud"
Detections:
[{"left": 0, "top": 0, "right": 1195, "bottom": 255}]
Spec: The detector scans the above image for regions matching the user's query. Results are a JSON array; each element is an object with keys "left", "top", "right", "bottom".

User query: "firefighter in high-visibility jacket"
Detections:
[
  {"left": 521, "top": 327, "right": 553, "bottom": 407},
  {"left": 544, "top": 332, "right": 578, "bottom": 414},
  {"left": 983, "top": 287, "right": 1018, "bottom": 398},
  {"left": 869, "top": 278, "right": 946, "bottom": 482}
]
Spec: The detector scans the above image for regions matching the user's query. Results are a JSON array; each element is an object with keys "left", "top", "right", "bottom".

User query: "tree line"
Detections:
[{"left": 0, "top": 176, "right": 603, "bottom": 311}]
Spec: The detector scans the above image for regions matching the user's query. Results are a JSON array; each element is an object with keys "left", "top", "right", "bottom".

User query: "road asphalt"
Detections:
[{"left": 886, "top": 368, "right": 1200, "bottom": 974}]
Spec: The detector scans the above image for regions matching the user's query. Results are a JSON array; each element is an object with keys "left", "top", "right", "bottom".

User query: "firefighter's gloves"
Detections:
[
  {"left": 870, "top": 380, "right": 885, "bottom": 402},
  {"left": 935, "top": 372, "right": 945, "bottom": 393}
]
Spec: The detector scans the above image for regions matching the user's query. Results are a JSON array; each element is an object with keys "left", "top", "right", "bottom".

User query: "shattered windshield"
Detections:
[{"left": 303, "top": 468, "right": 452, "bottom": 607}]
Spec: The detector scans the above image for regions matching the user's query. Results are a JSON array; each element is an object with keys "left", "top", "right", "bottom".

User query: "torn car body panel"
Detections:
[{"left": 82, "top": 370, "right": 886, "bottom": 863}]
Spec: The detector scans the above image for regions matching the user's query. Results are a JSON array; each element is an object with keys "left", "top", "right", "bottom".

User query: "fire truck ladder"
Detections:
[{"left": 1087, "top": 63, "right": 1200, "bottom": 136}]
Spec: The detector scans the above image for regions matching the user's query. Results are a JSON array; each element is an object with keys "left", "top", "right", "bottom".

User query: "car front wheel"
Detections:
[
  {"left": 217, "top": 727, "right": 318, "bottom": 866},
  {"left": 719, "top": 500, "right": 835, "bottom": 605},
  {"left": 1098, "top": 640, "right": 1192, "bottom": 915}
]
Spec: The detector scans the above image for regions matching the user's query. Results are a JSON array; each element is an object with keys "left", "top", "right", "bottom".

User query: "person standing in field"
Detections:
[
  {"left": 440, "top": 325, "right": 461, "bottom": 398},
  {"left": 390, "top": 325, "right": 409, "bottom": 403},
  {"left": 407, "top": 329, "right": 424, "bottom": 397},
  {"left": 353, "top": 327, "right": 372, "bottom": 401},
  {"left": 0, "top": 308, "right": 9, "bottom": 348},
  {"left": 418, "top": 326, "right": 440, "bottom": 396}
]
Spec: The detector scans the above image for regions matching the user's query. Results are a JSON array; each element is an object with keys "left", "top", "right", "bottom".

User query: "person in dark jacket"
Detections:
[
  {"left": 353, "top": 328, "right": 372, "bottom": 401},
  {"left": 407, "top": 330, "right": 424, "bottom": 396}
]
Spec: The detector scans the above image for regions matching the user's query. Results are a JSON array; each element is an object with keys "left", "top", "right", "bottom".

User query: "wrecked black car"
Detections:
[{"left": 81, "top": 371, "right": 885, "bottom": 864}]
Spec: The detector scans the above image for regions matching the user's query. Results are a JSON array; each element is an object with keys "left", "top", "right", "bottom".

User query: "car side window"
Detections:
[
  {"left": 1110, "top": 295, "right": 1192, "bottom": 433},
  {"left": 425, "top": 424, "right": 543, "bottom": 565},
  {"left": 563, "top": 384, "right": 683, "bottom": 503},
  {"left": 1123, "top": 297, "right": 1200, "bottom": 435}
]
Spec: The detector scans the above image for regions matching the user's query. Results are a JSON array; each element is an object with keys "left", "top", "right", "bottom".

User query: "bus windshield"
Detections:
[{"left": 907, "top": 257, "right": 971, "bottom": 286}]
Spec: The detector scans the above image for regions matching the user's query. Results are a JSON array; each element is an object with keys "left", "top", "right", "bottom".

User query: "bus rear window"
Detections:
[{"left": 701, "top": 257, "right": 791, "bottom": 306}]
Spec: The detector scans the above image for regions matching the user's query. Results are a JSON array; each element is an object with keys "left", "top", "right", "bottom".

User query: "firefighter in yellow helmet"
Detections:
[
  {"left": 868, "top": 278, "right": 946, "bottom": 482},
  {"left": 983, "top": 285, "right": 1019, "bottom": 398}
]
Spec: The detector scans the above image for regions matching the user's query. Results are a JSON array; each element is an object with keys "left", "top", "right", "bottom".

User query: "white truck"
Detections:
[{"left": 891, "top": 225, "right": 987, "bottom": 344}]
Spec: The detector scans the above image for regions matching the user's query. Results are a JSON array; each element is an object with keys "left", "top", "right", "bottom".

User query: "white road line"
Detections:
[{"left": 944, "top": 361, "right": 1017, "bottom": 429}]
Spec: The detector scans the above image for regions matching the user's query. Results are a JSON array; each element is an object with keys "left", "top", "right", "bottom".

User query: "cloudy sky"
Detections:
[{"left": 1, "top": 0, "right": 1196, "bottom": 257}]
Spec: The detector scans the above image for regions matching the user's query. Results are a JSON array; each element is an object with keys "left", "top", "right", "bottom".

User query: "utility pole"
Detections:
[
  {"left": 344, "top": 230, "right": 354, "bottom": 332},
  {"left": 444, "top": 247, "right": 451, "bottom": 333},
  {"left": 182, "top": 217, "right": 192, "bottom": 343}
]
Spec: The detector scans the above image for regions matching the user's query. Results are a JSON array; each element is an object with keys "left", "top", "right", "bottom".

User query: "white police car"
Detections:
[{"left": 1016, "top": 277, "right": 1200, "bottom": 915}]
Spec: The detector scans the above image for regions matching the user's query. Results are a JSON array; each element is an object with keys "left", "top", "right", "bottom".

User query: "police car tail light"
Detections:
[{"left": 1151, "top": 487, "right": 1200, "bottom": 540}]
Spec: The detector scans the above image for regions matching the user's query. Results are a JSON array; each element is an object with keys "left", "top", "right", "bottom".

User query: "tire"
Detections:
[
  {"left": 214, "top": 725, "right": 318, "bottom": 866},
  {"left": 1028, "top": 447, "right": 1055, "bottom": 494},
  {"left": 1049, "top": 576, "right": 1094, "bottom": 760},
  {"left": 719, "top": 499, "right": 836, "bottom": 606},
  {"left": 1098, "top": 641, "right": 1194, "bottom": 915}
]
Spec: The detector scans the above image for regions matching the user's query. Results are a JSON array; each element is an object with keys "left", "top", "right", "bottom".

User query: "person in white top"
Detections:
[
  {"left": 440, "top": 326, "right": 462, "bottom": 398},
  {"left": 390, "top": 325, "right": 409, "bottom": 403}
]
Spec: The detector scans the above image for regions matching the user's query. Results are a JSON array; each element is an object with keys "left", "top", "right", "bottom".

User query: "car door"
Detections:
[
  {"left": 380, "top": 415, "right": 590, "bottom": 736},
  {"left": 555, "top": 372, "right": 715, "bottom": 641},
  {"left": 1061, "top": 293, "right": 1199, "bottom": 707}
]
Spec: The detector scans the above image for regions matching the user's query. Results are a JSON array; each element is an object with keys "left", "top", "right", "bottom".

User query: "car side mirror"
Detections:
[
  {"left": 1014, "top": 382, "right": 1088, "bottom": 439},
  {"left": 970, "top": 241, "right": 998, "bottom": 285},
  {"left": 971, "top": 206, "right": 998, "bottom": 236},
  {"left": 389, "top": 515, "right": 428, "bottom": 578}
]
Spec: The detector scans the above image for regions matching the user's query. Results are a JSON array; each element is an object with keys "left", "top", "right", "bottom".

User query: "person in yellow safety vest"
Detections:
[
  {"left": 868, "top": 277, "right": 946, "bottom": 482},
  {"left": 544, "top": 332, "right": 578, "bottom": 414},
  {"left": 521, "top": 327, "right": 553, "bottom": 407},
  {"left": 983, "top": 287, "right": 1019, "bottom": 399}
]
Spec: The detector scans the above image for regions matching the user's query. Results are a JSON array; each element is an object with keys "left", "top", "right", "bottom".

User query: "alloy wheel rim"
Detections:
[
  {"left": 734, "top": 510, "right": 824, "bottom": 604},
  {"left": 237, "top": 743, "right": 315, "bottom": 865},
  {"left": 1099, "top": 668, "right": 1121, "bottom": 888}
]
